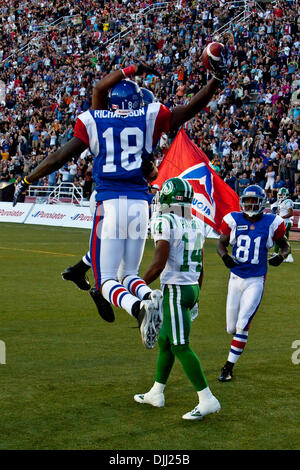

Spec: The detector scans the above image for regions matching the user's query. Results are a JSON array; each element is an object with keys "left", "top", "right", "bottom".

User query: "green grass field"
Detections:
[{"left": 0, "top": 223, "right": 299, "bottom": 450}]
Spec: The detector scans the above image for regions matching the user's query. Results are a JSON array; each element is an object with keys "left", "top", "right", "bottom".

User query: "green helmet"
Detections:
[
  {"left": 159, "top": 177, "right": 194, "bottom": 207},
  {"left": 277, "top": 187, "right": 289, "bottom": 202}
]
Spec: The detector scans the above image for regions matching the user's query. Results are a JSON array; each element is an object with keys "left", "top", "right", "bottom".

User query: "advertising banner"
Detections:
[
  {"left": 25, "top": 204, "right": 93, "bottom": 229},
  {"left": 0, "top": 202, "right": 34, "bottom": 223}
]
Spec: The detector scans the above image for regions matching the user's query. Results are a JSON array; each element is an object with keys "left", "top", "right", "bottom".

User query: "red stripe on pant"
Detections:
[{"left": 92, "top": 203, "right": 101, "bottom": 290}]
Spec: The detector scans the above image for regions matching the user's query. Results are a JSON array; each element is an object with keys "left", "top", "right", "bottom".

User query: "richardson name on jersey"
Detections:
[{"left": 94, "top": 109, "right": 145, "bottom": 119}]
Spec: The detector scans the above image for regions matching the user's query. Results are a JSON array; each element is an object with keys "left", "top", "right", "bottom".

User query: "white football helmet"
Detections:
[{"left": 277, "top": 187, "right": 289, "bottom": 203}]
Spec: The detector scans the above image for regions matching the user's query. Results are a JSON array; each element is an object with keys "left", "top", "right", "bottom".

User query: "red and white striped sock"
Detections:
[
  {"left": 228, "top": 330, "right": 248, "bottom": 364},
  {"left": 123, "top": 275, "right": 152, "bottom": 300},
  {"left": 102, "top": 280, "right": 139, "bottom": 317}
]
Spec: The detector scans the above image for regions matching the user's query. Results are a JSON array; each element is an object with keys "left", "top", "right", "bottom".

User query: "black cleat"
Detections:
[
  {"left": 89, "top": 287, "right": 115, "bottom": 323},
  {"left": 62, "top": 266, "right": 91, "bottom": 291},
  {"left": 218, "top": 364, "right": 233, "bottom": 382}
]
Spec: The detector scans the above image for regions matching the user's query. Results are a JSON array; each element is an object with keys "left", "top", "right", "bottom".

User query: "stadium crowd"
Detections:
[{"left": 0, "top": 0, "right": 299, "bottom": 202}]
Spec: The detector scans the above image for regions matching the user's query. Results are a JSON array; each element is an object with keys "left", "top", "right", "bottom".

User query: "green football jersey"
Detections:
[{"left": 151, "top": 212, "right": 205, "bottom": 285}]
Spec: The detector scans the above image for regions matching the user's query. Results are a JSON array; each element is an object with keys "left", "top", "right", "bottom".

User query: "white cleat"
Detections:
[
  {"left": 134, "top": 391, "right": 165, "bottom": 408},
  {"left": 284, "top": 254, "right": 294, "bottom": 263},
  {"left": 150, "top": 289, "right": 164, "bottom": 334},
  {"left": 138, "top": 300, "right": 158, "bottom": 349},
  {"left": 182, "top": 396, "right": 221, "bottom": 421}
]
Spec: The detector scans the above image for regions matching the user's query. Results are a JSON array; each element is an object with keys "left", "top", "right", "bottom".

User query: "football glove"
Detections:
[
  {"left": 222, "top": 253, "right": 239, "bottom": 269},
  {"left": 142, "top": 158, "right": 155, "bottom": 176},
  {"left": 142, "top": 157, "right": 157, "bottom": 181},
  {"left": 268, "top": 254, "right": 284, "bottom": 266},
  {"left": 136, "top": 62, "right": 161, "bottom": 78},
  {"left": 190, "top": 303, "right": 198, "bottom": 322},
  {"left": 13, "top": 178, "right": 30, "bottom": 206},
  {"left": 209, "top": 48, "right": 227, "bottom": 81}
]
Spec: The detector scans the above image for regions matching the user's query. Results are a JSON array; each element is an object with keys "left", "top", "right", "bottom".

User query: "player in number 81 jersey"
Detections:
[{"left": 217, "top": 185, "right": 290, "bottom": 382}]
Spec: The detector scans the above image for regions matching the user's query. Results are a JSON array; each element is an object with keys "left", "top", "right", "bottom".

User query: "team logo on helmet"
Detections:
[
  {"left": 277, "top": 187, "right": 289, "bottom": 202},
  {"left": 157, "top": 178, "right": 194, "bottom": 215},
  {"left": 161, "top": 181, "right": 174, "bottom": 195}
]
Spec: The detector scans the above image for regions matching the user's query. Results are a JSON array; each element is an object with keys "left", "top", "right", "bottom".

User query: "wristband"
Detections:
[
  {"left": 121, "top": 65, "right": 136, "bottom": 77},
  {"left": 24, "top": 176, "right": 31, "bottom": 185}
]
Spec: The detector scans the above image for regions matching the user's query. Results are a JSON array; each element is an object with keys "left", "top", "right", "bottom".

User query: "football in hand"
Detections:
[{"left": 201, "top": 42, "right": 225, "bottom": 71}]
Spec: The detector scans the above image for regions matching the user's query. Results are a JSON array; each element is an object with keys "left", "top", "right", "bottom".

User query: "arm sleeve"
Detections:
[
  {"left": 220, "top": 218, "right": 231, "bottom": 238},
  {"left": 273, "top": 220, "right": 286, "bottom": 241},
  {"left": 285, "top": 200, "right": 294, "bottom": 209},
  {"left": 152, "top": 104, "right": 172, "bottom": 145},
  {"left": 73, "top": 118, "right": 90, "bottom": 147}
]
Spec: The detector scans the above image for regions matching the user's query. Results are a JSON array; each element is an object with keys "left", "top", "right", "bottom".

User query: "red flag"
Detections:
[{"left": 152, "top": 128, "right": 240, "bottom": 233}]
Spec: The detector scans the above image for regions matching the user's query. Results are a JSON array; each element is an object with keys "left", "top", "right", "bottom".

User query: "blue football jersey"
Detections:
[
  {"left": 221, "top": 212, "right": 286, "bottom": 278},
  {"left": 74, "top": 103, "right": 171, "bottom": 201}
]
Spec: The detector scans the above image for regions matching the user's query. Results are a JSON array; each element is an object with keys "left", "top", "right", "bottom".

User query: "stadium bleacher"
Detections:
[{"left": 0, "top": 0, "right": 299, "bottom": 208}]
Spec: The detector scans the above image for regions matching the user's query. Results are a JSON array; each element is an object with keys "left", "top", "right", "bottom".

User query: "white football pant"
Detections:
[
  {"left": 90, "top": 198, "right": 149, "bottom": 288},
  {"left": 226, "top": 273, "right": 265, "bottom": 334}
]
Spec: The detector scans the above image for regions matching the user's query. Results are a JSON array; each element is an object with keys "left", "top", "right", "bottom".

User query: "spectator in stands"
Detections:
[
  {"left": 265, "top": 164, "right": 276, "bottom": 200},
  {"left": 0, "top": 0, "right": 298, "bottom": 202},
  {"left": 224, "top": 170, "right": 237, "bottom": 193},
  {"left": 68, "top": 159, "right": 78, "bottom": 183},
  {"left": 48, "top": 170, "right": 58, "bottom": 188},
  {"left": 238, "top": 172, "right": 251, "bottom": 196},
  {"left": 294, "top": 174, "right": 300, "bottom": 201},
  {"left": 59, "top": 164, "right": 70, "bottom": 191}
]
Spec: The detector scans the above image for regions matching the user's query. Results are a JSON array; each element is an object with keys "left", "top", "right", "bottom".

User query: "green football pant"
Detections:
[
  {"left": 154, "top": 284, "right": 208, "bottom": 392},
  {"left": 274, "top": 221, "right": 291, "bottom": 253}
]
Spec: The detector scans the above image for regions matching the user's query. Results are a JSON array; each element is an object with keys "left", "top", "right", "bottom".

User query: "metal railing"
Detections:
[
  {"left": 1, "top": 14, "right": 82, "bottom": 64},
  {"left": 214, "top": 1, "right": 267, "bottom": 38},
  {"left": 1, "top": 1, "right": 271, "bottom": 64},
  {"left": 90, "top": 2, "right": 170, "bottom": 56},
  {"left": 1, "top": 2, "right": 170, "bottom": 64},
  {"left": 26, "top": 183, "right": 84, "bottom": 205}
]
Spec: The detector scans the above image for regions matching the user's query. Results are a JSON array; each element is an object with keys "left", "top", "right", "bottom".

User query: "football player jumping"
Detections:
[
  {"left": 61, "top": 88, "right": 158, "bottom": 324},
  {"left": 271, "top": 187, "right": 294, "bottom": 263},
  {"left": 134, "top": 178, "right": 221, "bottom": 421},
  {"left": 217, "top": 185, "right": 290, "bottom": 382},
  {"left": 13, "top": 58, "right": 226, "bottom": 349}
]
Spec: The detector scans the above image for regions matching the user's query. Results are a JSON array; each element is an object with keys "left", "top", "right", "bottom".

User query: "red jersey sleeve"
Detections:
[
  {"left": 152, "top": 104, "right": 172, "bottom": 144},
  {"left": 273, "top": 220, "right": 286, "bottom": 240},
  {"left": 73, "top": 118, "right": 90, "bottom": 147},
  {"left": 220, "top": 219, "right": 231, "bottom": 238}
]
